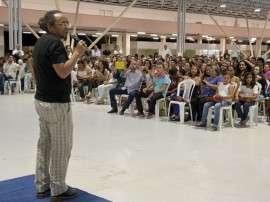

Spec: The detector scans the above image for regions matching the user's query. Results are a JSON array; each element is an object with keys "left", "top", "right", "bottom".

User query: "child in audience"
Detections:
[{"left": 235, "top": 72, "right": 258, "bottom": 127}]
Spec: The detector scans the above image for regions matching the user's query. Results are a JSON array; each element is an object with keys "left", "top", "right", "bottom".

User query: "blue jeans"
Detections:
[
  {"left": 201, "top": 101, "right": 215, "bottom": 124},
  {"left": 0, "top": 74, "right": 4, "bottom": 92},
  {"left": 122, "top": 90, "right": 140, "bottom": 111},
  {"left": 213, "top": 101, "right": 230, "bottom": 127},
  {"left": 109, "top": 88, "right": 128, "bottom": 109},
  {"left": 235, "top": 101, "right": 255, "bottom": 121}
]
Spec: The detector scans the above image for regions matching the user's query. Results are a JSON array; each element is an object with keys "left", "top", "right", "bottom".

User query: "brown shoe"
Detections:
[
  {"left": 238, "top": 120, "right": 244, "bottom": 126},
  {"left": 147, "top": 112, "right": 154, "bottom": 119}
]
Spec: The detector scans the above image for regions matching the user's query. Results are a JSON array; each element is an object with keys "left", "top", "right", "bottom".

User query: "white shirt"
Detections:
[
  {"left": 12, "top": 49, "right": 24, "bottom": 56},
  {"left": 114, "top": 50, "right": 123, "bottom": 55},
  {"left": 162, "top": 48, "right": 172, "bottom": 59},
  {"left": 218, "top": 83, "right": 231, "bottom": 101},
  {"left": 92, "top": 49, "right": 101, "bottom": 57},
  {"left": 239, "top": 84, "right": 259, "bottom": 96},
  {"left": 4, "top": 62, "right": 17, "bottom": 78}
]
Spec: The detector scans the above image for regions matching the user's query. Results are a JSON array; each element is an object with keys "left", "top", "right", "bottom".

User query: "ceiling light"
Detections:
[
  {"left": 78, "top": 33, "right": 86, "bottom": 36},
  {"left": 39, "top": 31, "right": 46, "bottom": 34},
  {"left": 267, "top": 40, "right": 270, "bottom": 43},
  {"left": 92, "top": 35, "right": 99, "bottom": 37},
  {"left": 150, "top": 34, "right": 158, "bottom": 37},
  {"left": 96, "top": 32, "right": 102, "bottom": 35},
  {"left": 153, "top": 37, "right": 159, "bottom": 40},
  {"left": 202, "top": 35, "right": 208, "bottom": 38},
  {"left": 238, "top": 40, "right": 243, "bottom": 42},
  {"left": 23, "top": 32, "right": 32, "bottom": 34},
  {"left": 0, "top": 24, "right": 4, "bottom": 26},
  {"left": 137, "top": 32, "right": 146, "bottom": 35},
  {"left": 131, "top": 34, "right": 138, "bottom": 37},
  {"left": 112, "top": 35, "right": 119, "bottom": 37},
  {"left": 255, "top": 8, "right": 261, "bottom": 12},
  {"left": 172, "top": 34, "right": 177, "bottom": 36},
  {"left": 229, "top": 36, "right": 234, "bottom": 39},
  {"left": 220, "top": 4, "right": 226, "bottom": 8},
  {"left": 170, "top": 37, "right": 176, "bottom": 40}
]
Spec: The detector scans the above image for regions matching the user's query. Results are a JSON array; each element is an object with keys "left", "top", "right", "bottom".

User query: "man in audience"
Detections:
[
  {"left": 119, "top": 61, "right": 143, "bottom": 115},
  {"left": 12, "top": 44, "right": 24, "bottom": 62},
  {"left": 103, "top": 44, "right": 112, "bottom": 57},
  {"left": 0, "top": 57, "right": 5, "bottom": 94},
  {"left": 92, "top": 45, "right": 101, "bottom": 58},
  {"left": 162, "top": 45, "right": 172, "bottom": 59},
  {"left": 107, "top": 68, "right": 126, "bottom": 113},
  {"left": 3, "top": 55, "right": 17, "bottom": 80},
  {"left": 114, "top": 45, "right": 123, "bottom": 56}
]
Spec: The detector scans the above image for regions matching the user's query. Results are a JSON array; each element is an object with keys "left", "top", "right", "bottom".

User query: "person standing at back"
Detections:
[{"left": 30, "top": 10, "right": 87, "bottom": 201}]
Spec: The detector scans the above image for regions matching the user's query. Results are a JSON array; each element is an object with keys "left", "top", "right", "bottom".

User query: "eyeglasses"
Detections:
[{"left": 56, "top": 21, "right": 70, "bottom": 28}]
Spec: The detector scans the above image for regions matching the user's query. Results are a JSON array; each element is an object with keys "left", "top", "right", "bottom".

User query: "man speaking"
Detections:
[{"left": 30, "top": 10, "right": 87, "bottom": 201}]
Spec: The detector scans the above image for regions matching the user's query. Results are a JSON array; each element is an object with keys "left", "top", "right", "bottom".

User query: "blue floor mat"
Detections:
[{"left": 0, "top": 175, "right": 112, "bottom": 202}]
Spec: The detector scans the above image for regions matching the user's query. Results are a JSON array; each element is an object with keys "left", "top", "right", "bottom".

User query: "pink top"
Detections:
[{"left": 265, "top": 71, "right": 270, "bottom": 90}]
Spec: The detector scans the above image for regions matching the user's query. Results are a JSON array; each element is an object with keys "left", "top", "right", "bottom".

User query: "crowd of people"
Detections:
[{"left": 1, "top": 43, "right": 270, "bottom": 130}]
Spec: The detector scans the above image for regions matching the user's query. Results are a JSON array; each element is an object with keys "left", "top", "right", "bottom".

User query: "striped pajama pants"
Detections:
[{"left": 34, "top": 99, "right": 73, "bottom": 196}]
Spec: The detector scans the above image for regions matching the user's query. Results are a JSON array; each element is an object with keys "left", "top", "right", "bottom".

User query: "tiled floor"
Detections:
[{"left": 1, "top": 94, "right": 270, "bottom": 202}]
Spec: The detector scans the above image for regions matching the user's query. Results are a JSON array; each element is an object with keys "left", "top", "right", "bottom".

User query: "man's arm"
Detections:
[{"left": 52, "top": 41, "right": 87, "bottom": 79}]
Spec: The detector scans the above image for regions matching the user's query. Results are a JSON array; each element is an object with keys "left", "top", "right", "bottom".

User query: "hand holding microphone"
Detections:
[{"left": 71, "top": 34, "right": 91, "bottom": 56}]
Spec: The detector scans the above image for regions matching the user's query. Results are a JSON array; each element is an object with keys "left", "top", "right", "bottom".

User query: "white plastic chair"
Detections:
[
  {"left": 167, "top": 79, "right": 195, "bottom": 123},
  {"left": 249, "top": 82, "right": 262, "bottom": 127},
  {"left": 4, "top": 77, "right": 21, "bottom": 95}
]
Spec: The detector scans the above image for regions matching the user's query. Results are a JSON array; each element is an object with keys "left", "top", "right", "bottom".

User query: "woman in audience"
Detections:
[
  {"left": 76, "top": 59, "right": 93, "bottom": 102},
  {"left": 220, "top": 62, "right": 229, "bottom": 76},
  {"left": 184, "top": 62, "right": 192, "bottom": 76},
  {"left": 235, "top": 60, "right": 247, "bottom": 81},
  {"left": 167, "top": 68, "right": 180, "bottom": 96},
  {"left": 195, "top": 73, "right": 234, "bottom": 130},
  {"left": 186, "top": 65, "right": 200, "bottom": 81},
  {"left": 136, "top": 62, "right": 171, "bottom": 119},
  {"left": 96, "top": 65, "right": 118, "bottom": 105},
  {"left": 253, "top": 66, "right": 267, "bottom": 101},
  {"left": 235, "top": 72, "right": 258, "bottom": 127},
  {"left": 191, "top": 65, "right": 223, "bottom": 121}
]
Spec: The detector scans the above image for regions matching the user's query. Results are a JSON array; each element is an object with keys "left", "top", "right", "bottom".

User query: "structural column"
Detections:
[
  {"left": 123, "top": 33, "right": 130, "bottom": 56},
  {"left": 256, "top": 38, "right": 262, "bottom": 57},
  {"left": 220, "top": 37, "right": 226, "bottom": 56},
  {"left": 197, "top": 36, "right": 203, "bottom": 56},
  {"left": 8, "top": 0, "right": 22, "bottom": 50},
  {"left": 116, "top": 34, "right": 123, "bottom": 53},
  {"left": 0, "top": 27, "right": 4, "bottom": 56},
  {"left": 177, "top": 0, "right": 186, "bottom": 56}
]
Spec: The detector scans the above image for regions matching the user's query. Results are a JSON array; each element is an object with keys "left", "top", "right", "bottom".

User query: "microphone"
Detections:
[{"left": 71, "top": 34, "right": 91, "bottom": 56}]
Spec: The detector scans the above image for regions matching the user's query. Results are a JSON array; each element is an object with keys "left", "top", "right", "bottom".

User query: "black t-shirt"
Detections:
[
  {"left": 33, "top": 33, "right": 71, "bottom": 103},
  {"left": 103, "top": 50, "right": 111, "bottom": 56}
]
